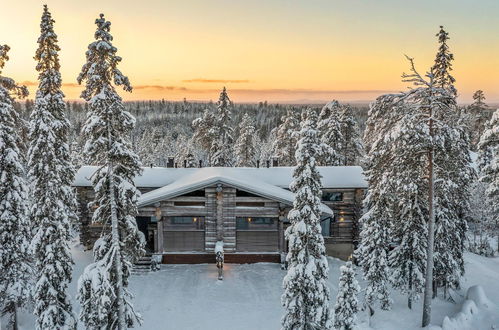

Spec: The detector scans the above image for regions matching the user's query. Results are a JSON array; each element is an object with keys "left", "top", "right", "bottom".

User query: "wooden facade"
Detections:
[{"left": 75, "top": 182, "right": 365, "bottom": 263}]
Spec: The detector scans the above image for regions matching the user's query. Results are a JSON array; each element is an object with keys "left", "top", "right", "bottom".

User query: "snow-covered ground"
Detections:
[{"left": 17, "top": 244, "right": 499, "bottom": 330}]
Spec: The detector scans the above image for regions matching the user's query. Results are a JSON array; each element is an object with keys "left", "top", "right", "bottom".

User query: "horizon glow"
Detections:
[{"left": 2, "top": 0, "right": 498, "bottom": 104}]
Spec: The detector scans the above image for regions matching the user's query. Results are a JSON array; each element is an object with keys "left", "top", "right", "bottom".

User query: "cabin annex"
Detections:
[{"left": 73, "top": 166, "right": 367, "bottom": 264}]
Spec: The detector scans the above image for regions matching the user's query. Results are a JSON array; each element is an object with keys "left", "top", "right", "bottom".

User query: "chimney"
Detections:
[
  {"left": 174, "top": 162, "right": 178, "bottom": 168},
  {"left": 183, "top": 159, "right": 187, "bottom": 168},
  {"left": 199, "top": 160, "right": 203, "bottom": 168},
  {"left": 272, "top": 157, "right": 279, "bottom": 167},
  {"left": 266, "top": 160, "right": 270, "bottom": 168},
  {"left": 167, "top": 157, "right": 174, "bottom": 168},
  {"left": 150, "top": 163, "right": 153, "bottom": 168},
  {"left": 256, "top": 160, "right": 260, "bottom": 168}
]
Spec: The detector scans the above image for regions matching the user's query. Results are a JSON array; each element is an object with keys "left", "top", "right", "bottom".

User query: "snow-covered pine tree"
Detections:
[
  {"left": 432, "top": 26, "right": 456, "bottom": 96},
  {"left": 339, "top": 105, "right": 363, "bottom": 166},
  {"left": 0, "top": 45, "right": 32, "bottom": 330},
  {"left": 317, "top": 100, "right": 343, "bottom": 166},
  {"left": 357, "top": 94, "right": 403, "bottom": 315},
  {"left": 28, "top": 6, "right": 78, "bottom": 329},
  {"left": 388, "top": 110, "right": 429, "bottom": 309},
  {"left": 272, "top": 109, "right": 299, "bottom": 166},
  {"left": 211, "top": 87, "right": 234, "bottom": 167},
  {"left": 281, "top": 108, "right": 332, "bottom": 330},
  {"left": 192, "top": 108, "right": 217, "bottom": 163},
  {"left": 76, "top": 14, "right": 144, "bottom": 329},
  {"left": 333, "top": 261, "right": 360, "bottom": 330},
  {"left": 234, "top": 113, "right": 257, "bottom": 167},
  {"left": 400, "top": 55, "right": 466, "bottom": 325},
  {"left": 467, "top": 90, "right": 491, "bottom": 150},
  {"left": 478, "top": 108, "right": 499, "bottom": 253}
]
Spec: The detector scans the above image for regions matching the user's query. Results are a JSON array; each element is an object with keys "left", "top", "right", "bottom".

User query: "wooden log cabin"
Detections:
[{"left": 73, "top": 166, "right": 367, "bottom": 263}]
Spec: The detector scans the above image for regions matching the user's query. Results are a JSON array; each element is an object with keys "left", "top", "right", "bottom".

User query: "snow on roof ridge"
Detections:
[
  {"left": 73, "top": 165, "right": 367, "bottom": 189},
  {"left": 137, "top": 169, "right": 334, "bottom": 216}
]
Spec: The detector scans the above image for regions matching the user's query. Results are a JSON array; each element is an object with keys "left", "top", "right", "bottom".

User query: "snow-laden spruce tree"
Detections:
[
  {"left": 333, "top": 261, "right": 360, "bottom": 330},
  {"left": 76, "top": 14, "right": 144, "bottom": 329},
  {"left": 281, "top": 108, "right": 332, "bottom": 330},
  {"left": 388, "top": 111, "right": 429, "bottom": 309},
  {"left": 28, "top": 6, "right": 78, "bottom": 329},
  {"left": 467, "top": 90, "right": 491, "bottom": 149},
  {"left": 357, "top": 94, "right": 404, "bottom": 315},
  {"left": 0, "top": 45, "right": 32, "bottom": 330},
  {"left": 339, "top": 105, "right": 363, "bottom": 166},
  {"left": 234, "top": 113, "right": 257, "bottom": 166},
  {"left": 211, "top": 87, "right": 234, "bottom": 167},
  {"left": 317, "top": 100, "right": 343, "bottom": 166},
  {"left": 478, "top": 108, "right": 499, "bottom": 253},
  {"left": 432, "top": 26, "right": 456, "bottom": 96},
  {"left": 192, "top": 108, "right": 217, "bottom": 162},
  {"left": 272, "top": 109, "right": 299, "bottom": 166}
]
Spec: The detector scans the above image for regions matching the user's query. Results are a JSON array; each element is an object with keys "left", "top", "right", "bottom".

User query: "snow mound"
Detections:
[
  {"left": 465, "top": 285, "right": 492, "bottom": 309},
  {"left": 440, "top": 285, "right": 498, "bottom": 330}
]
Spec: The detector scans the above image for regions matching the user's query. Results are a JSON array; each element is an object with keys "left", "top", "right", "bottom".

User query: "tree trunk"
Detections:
[
  {"left": 108, "top": 117, "right": 126, "bottom": 330},
  {"left": 408, "top": 266, "right": 413, "bottom": 309},
  {"left": 422, "top": 108, "right": 435, "bottom": 328}
]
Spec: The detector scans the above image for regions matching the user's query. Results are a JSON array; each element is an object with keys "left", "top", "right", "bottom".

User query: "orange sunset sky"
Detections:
[{"left": 1, "top": 0, "right": 499, "bottom": 103}]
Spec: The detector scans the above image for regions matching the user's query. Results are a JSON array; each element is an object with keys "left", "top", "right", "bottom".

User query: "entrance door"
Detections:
[{"left": 136, "top": 216, "right": 154, "bottom": 251}]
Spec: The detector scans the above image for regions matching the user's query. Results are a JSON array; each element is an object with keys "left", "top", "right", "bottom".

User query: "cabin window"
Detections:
[
  {"left": 163, "top": 216, "right": 205, "bottom": 252},
  {"left": 236, "top": 190, "right": 261, "bottom": 198},
  {"left": 236, "top": 217, "right": 279, "bottom": 252},
  {"left": 182, "top": 189, "right": 205, "bottom": 197},
  {"left": 236, "top": 217, "right": 277, "bottom": 230},
  {"left": 322, "top": 191, "right": 343, "bottom": 202},
  {"left": 164, "top": 216, "right": 205, "bottom": 231}
]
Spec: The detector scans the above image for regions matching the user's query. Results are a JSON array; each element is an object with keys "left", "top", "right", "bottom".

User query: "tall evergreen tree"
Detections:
[
  {"left": 272, "top": 110, "right": 299, "bottom": 166},
  {"left": 333, "top": 261, "right": 360, "bottom": 330},
  {"left": 0, "top": 45, "right": 32, "bottom": 330},
  {"left": 234, "top": 113, "right": 257, "bottom": 167},
  {"left": 478, "top": 108, "right": 499, "bottom": 253},
  {"left": 467, "top": 90, "right": 491, "bottom": 149},
  {"left": 192, "top": 108, "right": 216, "bottom": 162},
  {"left": 317, "top": 100, "right": 343, "bottom": 166},
  {"left": 28, "top": 6, "right": 78, "bottom": 329},
  {"left": 388, "top": 110, "right": 428, "bottom": 309},
  {"left": 211, "top": 87, "right": 234, "bottom": 167},
  {"left": 432, "top": 26, "right": 456, "bottom": 95},
  {"left": 76, "top": 14, "right": 144, "bottom": 329},
  {"left": 357, "top": 94, "right": 403, "bottom": 315},
  {"left": 281, "top": 108, "right": 332, "bottom": 330},
  {"left": 339, "top": 105, "right": 363, "bottom": 166}
]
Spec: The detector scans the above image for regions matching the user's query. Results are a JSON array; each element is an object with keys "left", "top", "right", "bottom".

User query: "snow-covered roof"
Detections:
[
  {"left": 74, "top": 166, "right": 367, "bottom": 189},
  {"left": 135, "top": 167, "right": 334, "bottom": 216}
]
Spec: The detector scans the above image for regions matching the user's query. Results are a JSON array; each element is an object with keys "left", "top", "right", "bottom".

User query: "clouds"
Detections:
[{"left": 182, "top": 78, "right": 250, "bottom": 83}]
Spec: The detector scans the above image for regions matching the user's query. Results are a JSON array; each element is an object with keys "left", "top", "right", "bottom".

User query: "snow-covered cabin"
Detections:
[{"left": 74, "top": 166, "right": 367, "bottom": 263}]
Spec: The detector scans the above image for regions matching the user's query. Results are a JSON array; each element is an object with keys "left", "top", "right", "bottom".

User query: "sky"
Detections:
[{"left": 1, "top": 0, "right": 498, "bottom": 104}]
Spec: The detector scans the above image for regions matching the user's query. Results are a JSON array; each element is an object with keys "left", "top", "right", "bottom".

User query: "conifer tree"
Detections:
[
  {"left": 432, "top": 26, "right": 456, "bottom": 95},
  {"left": 339, "top": 105, "right": 363, "bottom": 166},
  {"left": 467, "top": 90, "right": 491, "bottom": 149},
  {"left": 28, "top": 6, "right": 78, "bottom": 329},
  {"left": 0, "top": 45, "right": 32, "bottom": 330},
  {"left": 357, "top": 94, "right": 402, "bottom": 315},
  {"left": 272, "top": 110, "right": 299, "bottom": 166},
  {"left": 317, "top": 100, "right": 343, "bottom": 166},
  {"left": 192, "top": 108, "right": 216, "bottom": 162},
  {"left": 76, "top": 14, "right": 144, "bottom": 329},
  {"left": 333, "top": 261, "right": 360, "bottom": 330},
  {"left": 234, "top": 113, "right": 257, "bottom": 167},
  {"left": 388, "top": 111, "right": 428, "bottom": 309},
  {"left": 281, "top": 108, "right": 332, "bottom": 330},
  {"left": 478, "top": 108, "right": 499, "bottom": 253},
  {"left": 211, "top": 87, "right": 234, "bottom": 166}
]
